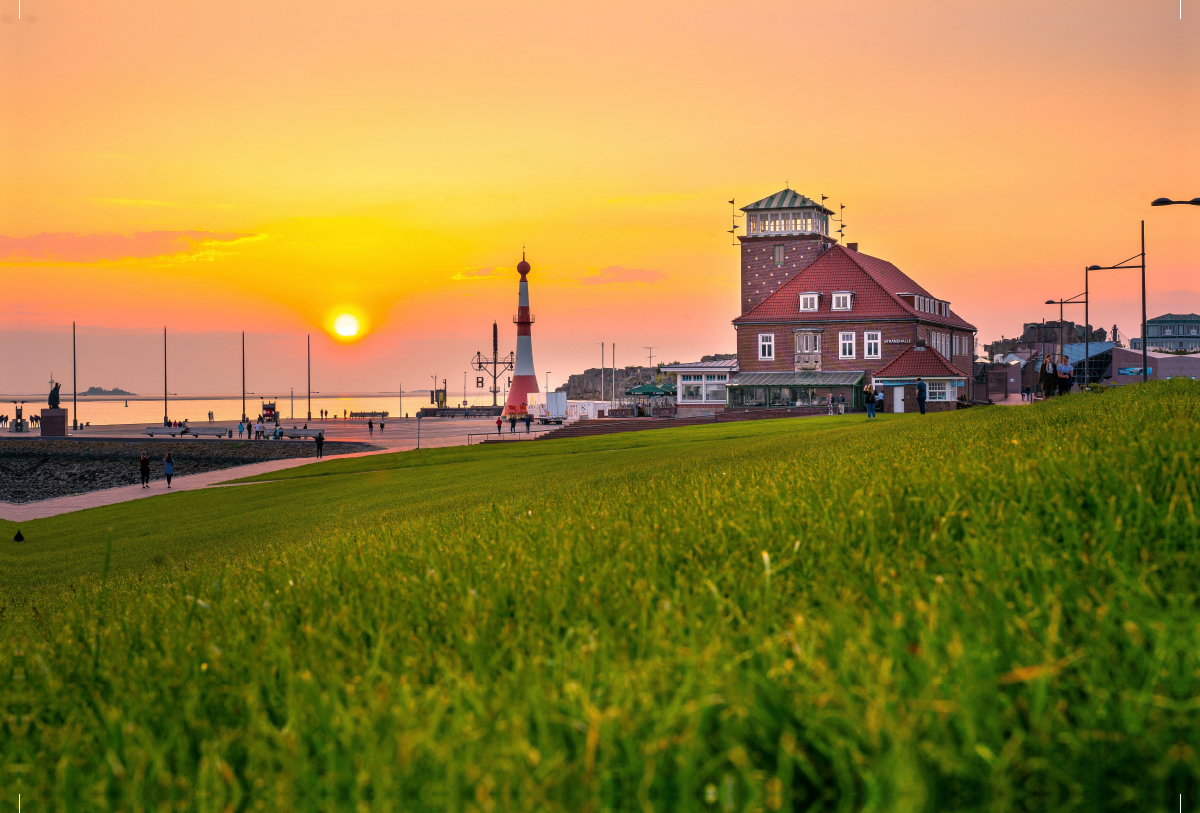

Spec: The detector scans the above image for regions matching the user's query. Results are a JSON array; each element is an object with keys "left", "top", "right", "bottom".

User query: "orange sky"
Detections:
[{"left": 2, "top": 0, "right": 1198, "bottom": 395}]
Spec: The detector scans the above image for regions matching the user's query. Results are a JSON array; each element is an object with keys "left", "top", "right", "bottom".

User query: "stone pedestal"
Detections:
[{"left": 41, "top": 408, "right": 68, "bottom": 437}]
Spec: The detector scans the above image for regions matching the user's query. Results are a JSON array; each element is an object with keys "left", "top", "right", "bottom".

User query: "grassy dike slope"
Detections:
[{"left": 2, "top": 382, "right": 1198, "bottom": 811}]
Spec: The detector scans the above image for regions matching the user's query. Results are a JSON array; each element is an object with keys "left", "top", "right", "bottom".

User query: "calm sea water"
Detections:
[{"left": 2, "top": 394, "right": 503, "bottom": 426}]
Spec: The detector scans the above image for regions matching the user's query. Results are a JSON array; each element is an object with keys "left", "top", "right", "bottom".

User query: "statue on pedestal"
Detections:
[{"left": 48, "top": 382, "right": 61, "bottom": 410}]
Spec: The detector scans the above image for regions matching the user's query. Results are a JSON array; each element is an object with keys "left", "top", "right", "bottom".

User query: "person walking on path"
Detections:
[
  {"left": 315, "top": 432, "right": 324, "bottom": 459},
  {"left": 139, "top": 452, "right": 151, "bottom": 488},
  {"left": 380, "top": 419, "right": 385, "bottom": 432},
  {"left": 524, "top": 413, "right": 532, "bottom": 433},
  {"left": 1058, "top": 354, "right": 1074, "bottom": 396},
  {"left": 1040, "top": 355, "right": 1057, "bottom": 400},
  {"left": 163, "top": 453, "right": 175, "bottom": 488},
  {"left": 916, "top": 378, "right": 928, "bottom": 415},
  {"left": 509, "top": 415, "right": 517, "bottom": 433},
  {"left": 876, "top": 388, "right": 885, "bottom": 415},
  {"left": 863, "top": 382, "right": 877, "bottom": 419},
  {"left": 368, "top": 419, "right": 374, "bottom": 437},
  {"left": 496, "top": 416, "right": 503, "bottom": 436},
  {"left": 237, "top": 421, "right": 245, "bottom": 439}
]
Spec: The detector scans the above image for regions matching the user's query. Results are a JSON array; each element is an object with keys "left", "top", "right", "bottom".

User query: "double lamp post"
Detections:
[{"left": 1045, "top": 196, "right": 1197, "bottom": 389}]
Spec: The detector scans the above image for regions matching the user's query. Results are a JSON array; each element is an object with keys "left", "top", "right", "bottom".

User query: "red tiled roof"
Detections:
[
  {"left": 872, "top": 344, "right": 967, "bottom": 378},
  {"left": 733, "top": 244, "right": 977, "bottom": 331}
]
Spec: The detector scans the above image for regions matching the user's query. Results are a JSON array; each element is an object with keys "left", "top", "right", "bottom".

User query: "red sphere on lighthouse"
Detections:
[{"left": 504, "top": 252, "right": 539, "bottom": 417}]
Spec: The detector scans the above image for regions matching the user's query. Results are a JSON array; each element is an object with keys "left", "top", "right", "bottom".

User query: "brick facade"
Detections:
[
  {"left": 735, "top": 320, "right": 975, "bottom": 381},
  {"left": 740, "top": 235, "right": 831, "bottom": 315}
]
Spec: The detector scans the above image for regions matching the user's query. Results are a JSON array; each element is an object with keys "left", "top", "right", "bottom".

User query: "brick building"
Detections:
[{"left": 726, "top": 188, "right": 977, "bottom": 410}]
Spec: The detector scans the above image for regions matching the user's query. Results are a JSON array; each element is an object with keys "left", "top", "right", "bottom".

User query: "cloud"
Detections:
[
  {"left": 452, "top": 266, "right": 500, "bottom": 281},
  {"left": 0, "top": 231, "right": 258, "bottom": 264},
  {"left": 578, "top": 266, "right": 667, "bottom": 286}
]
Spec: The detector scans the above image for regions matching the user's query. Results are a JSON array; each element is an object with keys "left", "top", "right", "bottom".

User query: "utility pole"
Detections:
[
  {"left": 307, "top": 334, "right": 311, "bottom": 421},
  {"left": 611, "top": 342, "right": 616, "bottom": 411},
  {"left": 163, "top": 327, "right": 168, "bottom": 426},
  {"left": 72, "top": 320, "right": 77, "bottom": 430},
  {"left": 644, "top": 347, "right": 656, "bottom": 381},
  {"left": 242, "top": 331, "right": 246, "bottom": 423}
]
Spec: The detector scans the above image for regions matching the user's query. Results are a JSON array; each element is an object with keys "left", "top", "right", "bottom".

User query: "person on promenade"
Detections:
[
  {"left": 380, "top": 419, "right": 385, "bottom": 432},
  {"left": 237, "top": 421, "right": 245, "bottom": 439},
  {"left": 524, "top": 413, "right": 532, "bottom": 433},
  {"left": 876, "top": 388, "right": 885, "bottom": 415},
  {"left": 315, "top": 432, "right": 324, "bottom": 459},
  {"left": 916, "top": 377, "right": 928, "bottom": 415},
  {"left": 1041, "top": 355, "right": 1057, "bottom": 400},
  {"left": 863, "top": 382, "right": 877, "bottom": 419},
  {"left": 368, "top": 419, "right": 374, "bottom": 437},
  {"left": 163, "top": 453, "right": 175, "bottom": 488},
  {"left": 139, "top": 452, "right": 151, "bottom": 488},
  {"left": 1058, "top": 355, "right": 1074, "bottom": 396},
  {"left": 509, "top": 415, "right": 517, "bottom": 433},
  {"left": 495, "top": 416, "right": 503, "bottom": 436}
]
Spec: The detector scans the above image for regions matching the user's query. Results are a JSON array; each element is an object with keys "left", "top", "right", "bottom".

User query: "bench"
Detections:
[
  {"left": 144, "top": 426, "right": 188, "bottom": 437},
  {"left": 188, "top": 427, "right": 233, "bottom": 438},
  {"left": 279, "top": 429, "right": 324, "bottom": 440}
]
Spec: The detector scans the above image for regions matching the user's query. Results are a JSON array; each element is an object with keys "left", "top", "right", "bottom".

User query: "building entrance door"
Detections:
[{"left": 893, "top": 386, "right": 905, "bottom": 413}]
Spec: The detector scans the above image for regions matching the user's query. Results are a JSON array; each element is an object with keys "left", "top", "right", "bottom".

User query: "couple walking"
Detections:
[
  {"left": 1040, "top": 354, "right": 1075, "bottom": 399},
  {"left": 138, "top": 452, "right": 176, "bottom": 488}
]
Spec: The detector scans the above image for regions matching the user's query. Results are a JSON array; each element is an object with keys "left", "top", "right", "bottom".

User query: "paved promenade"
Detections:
[{"left": 1, "top": 416, "right": 534, "bottom": 522}]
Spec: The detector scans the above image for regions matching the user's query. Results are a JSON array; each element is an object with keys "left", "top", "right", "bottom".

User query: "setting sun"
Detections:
[{"left": 333, "top": 313, "right": 360, "bottom": 338}]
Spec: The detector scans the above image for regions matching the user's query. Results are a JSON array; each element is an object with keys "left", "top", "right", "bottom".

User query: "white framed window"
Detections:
[
  {"left": 759, "top": 333, "right": 775, "bottom": 360},
  {"left": 773, "top": 245, "right": 785, "bottom": 265},
  {"left": 839, "top": 331, "right": 855, "bottom": 359},
  {"left": 799, "top": 292, "right": 819, "bottom": 311},
  {"left": 832, "top": 292, "right": 852, "bottom": 311},
  {"left": 865, "top": 331, "right": 881, "bottom": 359},
  {"left": 680, "top": 375, "right": 702, "bottom": 401},
  {"left": 1190, "top": 326, "right": 1198, "bottom": 336},
  {"left": 768, "top": 213, "right": 778, "bottom": 232},
  {"left": 927, "top": 381, "right": 948, "bottom": 401},
  {"left": 1164, "top": 326, "right": 1174, "bottom": 336}
]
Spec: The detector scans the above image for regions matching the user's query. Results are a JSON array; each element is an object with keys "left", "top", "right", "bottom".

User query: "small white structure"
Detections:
[{"left": 661, "top": 358, "right": 738, "bottom": 416}]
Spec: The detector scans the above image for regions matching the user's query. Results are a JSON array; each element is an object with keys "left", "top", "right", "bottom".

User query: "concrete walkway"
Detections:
[
  {"left": 1, "top": 415, "right": 516, "bottom": 522},
  {"left": 0, "top": 447, "right": 398, "bottom": 522}
]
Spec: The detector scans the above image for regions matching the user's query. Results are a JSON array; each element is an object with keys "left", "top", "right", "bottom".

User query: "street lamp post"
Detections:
[
  {"left": 1087, "top": 221, "right": 1148, "bottom": 383},
  {"left": 1045, "top": 293, "right": 1086, "bottom": 359},
  {"left": 1151, "top": 197, "right": 1200, "bottom": 207}
]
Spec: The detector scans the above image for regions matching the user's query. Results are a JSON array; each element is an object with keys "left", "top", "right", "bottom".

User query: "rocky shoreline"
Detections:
[{"left": 0, "top": 438, "right": 379, "bottom": 504}]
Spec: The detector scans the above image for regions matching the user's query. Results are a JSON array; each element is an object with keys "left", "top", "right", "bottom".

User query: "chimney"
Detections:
[{"left": 847, "top": 242, "right": 859, "bottom": 252}]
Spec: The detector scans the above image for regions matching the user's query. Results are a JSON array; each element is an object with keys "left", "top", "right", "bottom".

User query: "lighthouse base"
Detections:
[{"left": 503, "top": 375, "right": 540, "bottom": 417}]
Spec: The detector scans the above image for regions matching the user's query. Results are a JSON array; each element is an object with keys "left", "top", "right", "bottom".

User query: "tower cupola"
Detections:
[{"left": 741, "top": 189, "right": 834, "bottom": 238}]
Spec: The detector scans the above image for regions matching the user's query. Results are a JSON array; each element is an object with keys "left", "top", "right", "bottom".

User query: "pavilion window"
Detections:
[
  {"left": 774, "top": 245, "right": 785, "bottom": 265},
  {"left": 927, "top": 382, "right": 948, "bottom": 401}
]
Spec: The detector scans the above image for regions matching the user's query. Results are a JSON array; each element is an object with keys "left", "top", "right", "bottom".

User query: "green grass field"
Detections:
[{"left": 2, "top": 382, "right": 1198, "bottom": 811}]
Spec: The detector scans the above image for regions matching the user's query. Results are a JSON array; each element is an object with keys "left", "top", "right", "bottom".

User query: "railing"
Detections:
[
  {"left": 512, "top": 314, "right": 537, "bottom": 324},
  {"left": 467, "top": 428, "right": 556, "bottom": 445}
]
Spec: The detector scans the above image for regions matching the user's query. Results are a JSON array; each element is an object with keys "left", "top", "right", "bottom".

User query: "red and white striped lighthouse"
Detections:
[{"left": 504, "top": 252, "right": 539, "bottom": 416}]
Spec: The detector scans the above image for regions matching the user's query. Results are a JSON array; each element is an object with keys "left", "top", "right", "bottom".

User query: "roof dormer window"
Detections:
[
  {"left": 799, "top": 292, "right": 820, "bottom": 311},
  {"left": 832, "top": 291, "right": 853, "bottom": 311}
]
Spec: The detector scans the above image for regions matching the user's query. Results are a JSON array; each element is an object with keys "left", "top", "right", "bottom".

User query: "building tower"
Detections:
[{"left": 504, "top": 252, "right": 539, "bottom": 416}]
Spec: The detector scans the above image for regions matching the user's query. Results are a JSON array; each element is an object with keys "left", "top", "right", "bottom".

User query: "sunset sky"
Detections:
[{"left": 2, "top": 0, "right": 1197, "bottom": 396}]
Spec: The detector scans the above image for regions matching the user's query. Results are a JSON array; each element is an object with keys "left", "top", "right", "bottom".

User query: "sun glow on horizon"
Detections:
[{"left": 333, "top": 313, "right": 360, "bottom": 338}]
